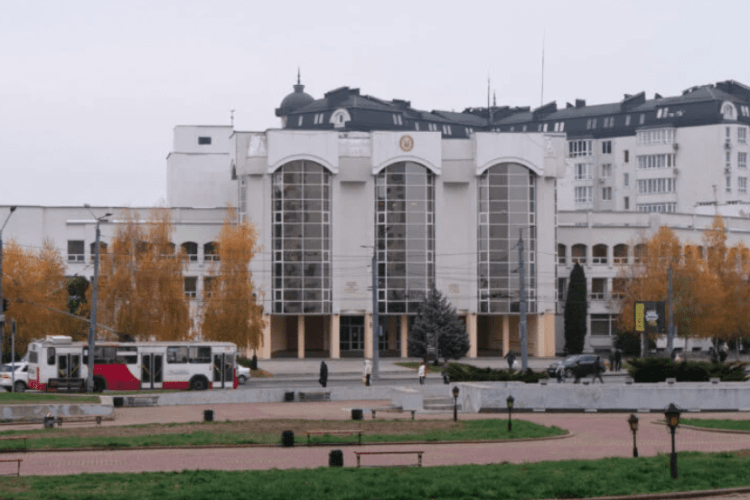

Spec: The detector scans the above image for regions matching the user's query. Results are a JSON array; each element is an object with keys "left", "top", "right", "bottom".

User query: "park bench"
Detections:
[
  {"left": 306, "top": 429, "right": 362, "bottom": 446},
  {"left": 0, "top": 458, "right": 22, "bottom": 476},
  {"left": 56, "top": 415, "right": 103, "bottom": 428},
  {"left": 355, "top": 450, "right": 424, "bottom": 468},
  {"left": 0, "top": 435, "right": 27, "bottom": 451},
  {"left": 298, "top": 391, "right": 331, "bottom": 402},
  {"left": 370, "top": 407, "right": 416, "bottom": 420}
]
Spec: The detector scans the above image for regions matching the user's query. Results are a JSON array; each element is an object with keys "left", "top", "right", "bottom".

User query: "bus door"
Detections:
[
  {"left": 57, "top": 352, "right": 82, "bottom": 380},
  {"left": 141, "top": 351, "right": 163, "bottom": 390},
  {"left": 213, "top": 353, "right": 234, "bottom": 389}
]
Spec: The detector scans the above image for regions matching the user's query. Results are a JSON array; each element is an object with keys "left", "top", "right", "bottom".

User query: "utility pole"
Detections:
[
  {"left": 518, "top": 228, "right": 528, "bottom": 371},
  {"left": 10, "top": 320, "right": 16, "bottom": 392},
  {"left": 667, "top": 266, "right": 675, "bottom": 356},
  {"left": 85, "top": 205, "right": 111, "bottom": 392},
  {"left": 0, "top": 206, "right": 17, "bottom": 365},
  {"left": 371, "top": 251, "right": 380, "bottom": 380}
]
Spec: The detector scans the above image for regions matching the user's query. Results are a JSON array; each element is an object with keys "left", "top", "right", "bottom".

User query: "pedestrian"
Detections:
[
  {"left": 441, "top": 360, "right": 450, "bottom": 384},
  {"left": 719, "top": 342, "right": 729, "bottom": 362},
  {"left": 318, "top": 360, "right": 328, "bottom": 388},
  {"left": 418, "top": 360, "right": 426, "bottom": 385},
  {"left": 592, "top": 356, "right": 604, "bottom": 384},
  {"left": 555, "top": 362, "right": 565, "bottom": 383},
  {"left": 613, "top": 348, "right": 622, "bottom": 371},
  {"left": 709, "top": 346, "right": 719, "bottom": 363},
  {"left": 608, "top": 350, "right": 615, "bottom": 372},
  {"left": 505, "top": 350, "right": 516, "bottom": 370},
  {"left": 363, "top": 359, "right": 372, "bottom": 386}
]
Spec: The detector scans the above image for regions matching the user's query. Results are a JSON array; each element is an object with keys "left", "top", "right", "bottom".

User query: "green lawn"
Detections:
[
  {"left": 682, "top": 418, "right": 750, "bottom": 431},
  {"left": 3, "top": 451, "right": 750, "bottom": 500},
  {"left": 0, "top": 392, "right": 100, "bottom": 404}
]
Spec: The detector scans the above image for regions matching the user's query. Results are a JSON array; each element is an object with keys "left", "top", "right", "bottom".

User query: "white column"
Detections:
[
  {"left": 400, "top": 315, "right": 408, "bottom": 358},
  {"left": 297, "top": 315, "right": 305, "bottom": 359},
  {"left": 364, "top": 314, "right": 373, "bottom": 359},
  {"left": 466, "top": 313, "right": 477, "bottom": 358},
  {"left": 330, "top": 314, "right": 340, "bottom": 359},
  {"left": 260, "top": 314, "right": 272, "bottom": 359}
]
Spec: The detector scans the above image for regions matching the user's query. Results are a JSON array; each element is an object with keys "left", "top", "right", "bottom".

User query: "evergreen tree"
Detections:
[
  {"left": 564, "top": 262, "right": 587, "bottom": 354},
  {"left": 408, "top": 288, "right": 470, "bottom": 362}
]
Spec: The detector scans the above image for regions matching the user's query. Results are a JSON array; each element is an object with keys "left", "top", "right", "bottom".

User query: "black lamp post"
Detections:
[
  {"left": 627, "top": 413, "right": 639, "bottom": 458},
  {"left": 664, "top": 403, "right": 682, "bottom": 479},
  {"left": 506, "top": 395, "right": 515, "bottom": 432},
  {"left": 452, "top": 386, "right": 460, "bottom": 422}
]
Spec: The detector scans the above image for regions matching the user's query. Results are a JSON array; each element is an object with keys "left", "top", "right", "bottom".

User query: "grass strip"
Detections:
[
  {"left": 3, "top": 451, "right": 750, "bottom": 500},
  {"left": 0, "top": 419, "right": 563, "bottom": 451},
  {"left": 0, "top": 393, "right": 100, "bottom": 404},
  {"left": 682, "top": 418, "right": 750, "bottom": 431}
]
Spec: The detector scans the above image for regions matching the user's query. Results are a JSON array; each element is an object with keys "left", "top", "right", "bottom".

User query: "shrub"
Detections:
[
  {"left": 627, "top": 357, "right": 747, "bottom": 382},
  {"left": 446, "top": 362, "right": 548, "bottom": 383}
]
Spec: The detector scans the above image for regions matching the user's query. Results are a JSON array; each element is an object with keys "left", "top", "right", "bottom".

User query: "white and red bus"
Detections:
[{"left": 26, "top": 336, "right": 238, "bottom": 392}]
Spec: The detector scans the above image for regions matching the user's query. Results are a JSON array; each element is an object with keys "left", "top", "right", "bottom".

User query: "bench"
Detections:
[
  {"left": 370, "top": 407, "right": 416, "bottom": 420},
  {"left": 0, "top": 458, "right": 22, "bottom": 477},
  {"left": 47, "top": 378, "right": 86, "bottom": 392},
  {"left": 0, "top": 435, "right": 27, "bottom": 451},
  {"left": 306, "top": 430, "right": 362, "bottom": 446},
  {"left": 56, "top": 416, "right": 103, "bottom": 428},
  {"left": 298, "top": 392, "right": 331, "bottom": 402},
  {"left": 355, "top": 450, "right": 424, "bottom": 468}
]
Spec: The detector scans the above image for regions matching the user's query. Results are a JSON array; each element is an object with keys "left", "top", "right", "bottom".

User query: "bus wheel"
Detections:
[
  {"left": 13, "top": 381, "right": 26, "bottom": 393},
  {"left": 93, "top": 377, "right": 106, "bottom": 393},
  {"left": 190, "top": 377, "right": 208, "bottom": 391}
]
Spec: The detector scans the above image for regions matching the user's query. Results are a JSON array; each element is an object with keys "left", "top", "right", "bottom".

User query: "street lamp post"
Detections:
[
  {"left": 0, "top": 206, "right": 17, "bottom": 365},
  {"left": 628, "top": 413, "right": 639, "bottom": 458},
  {"left": 665, "top": 403, "right": 682, "bottom": 479},
  {"left": 506, "top": 395, "right": 515, "bottom": 432},
  {"left": 85, "top": 205, "right": 111, "bottom": 393},
  {"left": 452, "top": 386, "right": 460, "bottom": 422}
]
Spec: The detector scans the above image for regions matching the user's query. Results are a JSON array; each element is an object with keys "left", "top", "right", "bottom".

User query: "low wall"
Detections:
[
  {"left": 154, "top": 386, "right": 395, "bottom": 406},
  {"left": 0, "top": 403, "right": 114, "bottom": 422},
  {"left": 458, "top": 381, "right": 750, "bottom": 413}
]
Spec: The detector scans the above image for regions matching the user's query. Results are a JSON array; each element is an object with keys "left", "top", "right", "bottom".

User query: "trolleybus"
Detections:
[{"left": 26, "top": 336, "right": 238, "bottom": 392}]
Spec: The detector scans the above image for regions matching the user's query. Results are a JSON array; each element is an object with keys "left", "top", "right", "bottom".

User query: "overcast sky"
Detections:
[{"left": 2, "top": 0, "right": 747, "bottom": 207}]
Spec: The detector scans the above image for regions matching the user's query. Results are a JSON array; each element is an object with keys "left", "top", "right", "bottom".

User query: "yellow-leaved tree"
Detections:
[
  {"left": 2, "top": 240, "right": 74, "bottom": 355},
  {"left": 200, "top": 209, "right": 263, "bottom": 351},
  {"left": 98, "top": 207, "right": 191, "bottom": 341}
]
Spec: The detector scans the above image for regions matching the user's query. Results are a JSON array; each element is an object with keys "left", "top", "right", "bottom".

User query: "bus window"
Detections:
[
  {"left": 47, "top": 347, "right": 56, "bottom": 366},
  {"left": 167, "top": 346, "right": 188, "bottom": 364},
  {"left": 116, "top": 347, "right": 138, "bottom": 364},
  {"left": 189, "top": 347, "right": 211, "bottom": 364},
  {"left": 29, "top": 351, "right": 38, "bottom": 364}
]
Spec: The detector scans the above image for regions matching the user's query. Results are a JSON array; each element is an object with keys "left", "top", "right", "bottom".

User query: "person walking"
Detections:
[
  {"left": 505, "top": 350, "right": 516, "bottom": 370},
  {"left": 592, "top": 356, "right": 605, "bottom": 384},
  {"left": 363, "top": 359, "right": 372, "bottom": 386},
  {"left": 441, "top": 360, "right": 450, "bottom": 384},
  {"left": 418, "top": 360, "right": 426, "bottom": 385},
  {"left": 555, "top": 361, "right": 565, "bottom": 383},
  {"left": 318, "top": 361, "right": 328, "bottom": 388},
  {"left": 613, "top": 348, "right": 622, "bottom": 371}
]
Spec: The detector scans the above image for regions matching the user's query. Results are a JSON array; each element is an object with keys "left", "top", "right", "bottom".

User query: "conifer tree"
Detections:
[
  {"left": 564, "top": 262, "right": 587, "bottom": 354},
  {"left": 408, "top": 288, "right": 469, "bottom": 363}
]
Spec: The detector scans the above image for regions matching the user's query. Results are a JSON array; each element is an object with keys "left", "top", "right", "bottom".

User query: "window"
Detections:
[
  {"left": 601, "top": 164, "right": 612, "bottom": 178},
  {"left": 603, "top": 117, "right": 615, "bottom": 128},
  {"left": 189, "top": 346, "right": 211, "bottom": 364},
  {"left": 554, "top": 122, "right": 565, "bottom": 132},
  {"left": 624, "top": 150, "right": 629, "bottom": 163},
  {"left": 575, "top": 163, "right": 592, "bottom": 180},
  {"left": 568, "top": 139, "right": 593, "bottom": 158},
  {"left": 557, "top": 278, "right": 567, "bottom": 302},
  {"left": 727, "top": 175, "right": 732, "bottom": 193},
  {"left": 624, "top": 197, "right": 630, "bottom": 210},
  {"left": 739, "top": 128, "right": 747, "bottom": 144},
  {"left": 637, "top": 178, "right": 675, "bottom": 194},
  {"left": 740, "top": 152, "right": 747, "bottom": 169},
  {"left": 557, "top": 244, "right": 566, "bottom": 264},
  {"left": 181, "top": 242, "right": 198, "bottom": 262},
  {"left": 592, "top": 244, "right": 607, "bottom": 264},
  {"left": 47, "top": 347, "right": 56, "bottom": 366},
  {"left": 591, "top": 314, "right": 617, "bottom": 336},
  {"left": 167, "top": 346, "right": 189, "bottom": 364},
  {"left": 625, "top": 115, "right": 631, "bottom": 126},
  {"left": 575, "top": 186, "right": 592, "bottom": 204},
  {"left": 612, "top": 278, "right": 626, "bottom": 299},
  {"left": 203, "top": 277, "right": 214, "bottom": 298},
  {"left": 67, "top": 240, "right": 85, "bottom": 262},
  {"left": 624, "top": 173, "right": 629, "bottom": 186},
  {"left": 637, "top": 203, "right": 677, "bottom": 213},
  {"left": 740, "top": 177, "right": 748, "bottom": 194},
  {"left": 203, "top": 242, "right": 219, "bottom": 262},
  {"left": 184, "top": 277, "right": 197, "bottom": 299},
  {"left": 586, "top": 118, "right": 598, "bottom": 130},
  {"left": 636, "top": 128, "right": 674, "bottom": 146},
  {"left": 727, "top": 126, "right": 732, "bottom": 139},
  {"left": 571, "top": 244, "right": 587, "bottom": 264},
  {"left": 723, "top": 104, "right": 736, "bottom": 120},
  {"left": 602, "top": 187, "right": 612, "bottom": 200},
  {"left": 590, "top": 278, "right": 606, "bottom": 300},
  {"left": 639, "top": 114, "right": 645, "bottom": 125},
  {"left": 613, "top": 244, "right": 628, "bottom": 264},
  {"left": 198, "top": 136, "right": 212, "bottom": 145},
  {"left": 602, "top": 141, "right": 612, "bottom": 154},
  {"left": 636, "top": 153, "right": 675, "bottom": 169}
]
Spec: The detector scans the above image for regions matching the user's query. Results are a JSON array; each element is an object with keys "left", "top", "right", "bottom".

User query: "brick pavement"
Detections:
[{"left": 4, "top": 402, "right": 750, "bottom": 478}]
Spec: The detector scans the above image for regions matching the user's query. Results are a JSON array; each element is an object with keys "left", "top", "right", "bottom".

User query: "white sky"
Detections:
[{"left": 2, "top": 0, "right": 747, "bottom": 207}]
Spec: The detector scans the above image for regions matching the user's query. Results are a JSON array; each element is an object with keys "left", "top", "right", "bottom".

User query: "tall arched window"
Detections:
[
  {"left": 375, "top": 162, "right": 435, "bottom": 314},
  {"left": 478, "top": 163, "right": 537, "bottom": 314},
  {"left": 272, "top": 160, "right": 332, "bottom": 314}
]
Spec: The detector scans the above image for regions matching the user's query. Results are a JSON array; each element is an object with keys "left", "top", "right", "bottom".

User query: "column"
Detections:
[
  {"left": 466, "top": 313, "right": 477, "bottom": 358},
  {"left": 364, "top": 313, "right": 373, "bottom": 359},
  {"left": 260, "top": 314, "right": 272, "bottom": 359},
  {"left": 297, "top": 315, "right": 305, "bottom": 359},
  {"left": 502, "top": 315, "right": 510, "bottom": 355},
  {"left": 330, "top": 314, "right": 340, "bottom": 359},
  {"left": 400, "top": 315, "right": 408, "bottom": 358}
]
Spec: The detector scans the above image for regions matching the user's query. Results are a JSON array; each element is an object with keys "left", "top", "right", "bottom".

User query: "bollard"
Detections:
[
  {"left": 204, "top": 410, "right": 214, "bottom": 422},
  {"left": 281, "top": 430, "right": 295, "bottom": 447},
  {"left": 43, "top": 415, "right": 55, "bottom": 429},
  {"left": 329, "top": 449, "right": 344, "bottom": 467},
  {"left": 284, "top": 392, "right": 295, "bottom": 402},
  {"left": 351, "top": 409, "right": 363, "bottom": 420},
  {"left": 113, "top": 397, "right": 124, "bottom": 408}
]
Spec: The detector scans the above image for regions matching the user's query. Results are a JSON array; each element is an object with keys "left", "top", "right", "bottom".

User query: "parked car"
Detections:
[
  {"left": 566, "top": 355, "right": 605, "bottom": 379},
  {"left": 0, "top": 362, "right": 29, "bottom": 392},
  {"left": 237, "top": 364, "right": 251, "bottom": 385}
]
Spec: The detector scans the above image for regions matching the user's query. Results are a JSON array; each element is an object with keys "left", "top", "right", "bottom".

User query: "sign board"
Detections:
[{"left": 634, "top": 301, "right": 666, "bottom": 334}]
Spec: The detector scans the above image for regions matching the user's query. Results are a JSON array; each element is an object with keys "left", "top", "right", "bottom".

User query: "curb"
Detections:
[{"left": 548, "top": 485, "right": 750, "bottom": 500}]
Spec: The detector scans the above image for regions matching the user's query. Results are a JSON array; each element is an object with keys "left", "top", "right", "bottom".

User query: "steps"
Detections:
[{"left": 422, "top": 396, "right": 461, "bottom": 411}]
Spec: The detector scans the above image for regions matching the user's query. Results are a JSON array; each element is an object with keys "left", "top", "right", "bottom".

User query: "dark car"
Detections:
[
  {"left": 566, "top": 354, "right": 605, "bottom": 379},
  {"left": 547, "top": 355, "right": 582, "bottom": 377}
]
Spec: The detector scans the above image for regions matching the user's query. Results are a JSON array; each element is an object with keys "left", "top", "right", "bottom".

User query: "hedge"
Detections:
[
  {"left": 446, "top": 362, "right": 548, "bottom": 383},
  {"left": 626, "top": 357, "right": 748, "bottom": 383}
]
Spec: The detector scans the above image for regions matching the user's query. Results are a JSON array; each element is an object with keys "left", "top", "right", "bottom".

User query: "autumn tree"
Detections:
[
  {"left": 1, "top": 240, "right": 74, "bottom": 357},
  {"left": 98, "top": 207, "right": 191, "bottom": 341},
  {"left": 564, "top": 263, "right": 587, "bottom": 354},
  {"left": 200, "top": 210, "right": 263, "bottom": 350}
]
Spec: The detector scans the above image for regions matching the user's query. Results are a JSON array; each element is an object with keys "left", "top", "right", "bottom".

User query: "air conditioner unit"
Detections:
[
  {"left": 673, "top": 143, "right": 679, "bottom": 150},
  {"left": 725, "top": 167, "right": 732, "bottom": 175},
  {"left": 673, "top": 168, "right": 680, "bottom": 175},
  {"left": 725, "top": 141, "right": 732, "bottom": 149}
]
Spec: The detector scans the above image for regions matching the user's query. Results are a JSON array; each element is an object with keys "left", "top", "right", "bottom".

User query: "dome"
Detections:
[{"left": 276, "top": 72, "right": 314, "bottom": 117}]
